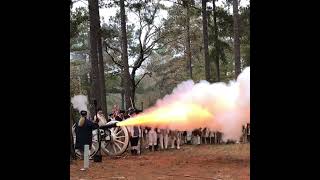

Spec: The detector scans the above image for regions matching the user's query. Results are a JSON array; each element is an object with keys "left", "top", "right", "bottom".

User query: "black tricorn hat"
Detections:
[
  {"left": 80, "top": 110, "right": 87, "bottom": 116},
  {"left": 127, "top": 107, "right": 135, "bottom": 115}
]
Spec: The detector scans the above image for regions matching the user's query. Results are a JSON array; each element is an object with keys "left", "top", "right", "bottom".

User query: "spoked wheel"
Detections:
[
  {"left": 72, "top": 124, "right": 100, "bottom": 159},
  {"left": 101, "top": 126, "right": 129, "bottom": 156}
]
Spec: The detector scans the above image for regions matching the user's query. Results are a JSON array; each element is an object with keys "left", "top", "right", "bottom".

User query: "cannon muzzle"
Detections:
[{"left": 100, "top": 120, "right": 119, "bottom": 130}]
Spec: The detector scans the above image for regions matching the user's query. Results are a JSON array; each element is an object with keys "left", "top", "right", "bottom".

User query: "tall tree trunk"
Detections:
[
  {"left": 212, "top": 0, "right": 220, "bottom": 81},
  {"left": 120, "top": 75, "right": 125, "bottom": 110},
  {"left": 233, "top": 0, "right": 241, "bottom": 78},
  {"left": 131, "top": 73, "right": 136, "bottom": 109},
  {"left": 202, "top": 0, "right": 210, "bottom": 81},
  {"left": 88, "top": 0, "right": 102, "bottom": 109},
  {"left": 121, "top": 91, "right": 125, "bottom": 110},
  {"left": 130, "top": 46, "right": 144, "bottom": 110},
  {"left": 185, "top": 0, "right": 192, "bottom": 80},
  {"left": 87, "top": 72, "right": 95, "bottom": 117},
  {"left": 120, "top": 0, "right": 133, "bottom": 110},
  {"left": 97, "top": 35, "right": 107, "bottom": 115}
]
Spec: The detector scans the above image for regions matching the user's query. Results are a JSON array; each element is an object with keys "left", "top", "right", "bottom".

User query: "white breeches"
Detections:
[{"left": 148, "top": 130, "right": 157, "bottom": 146}]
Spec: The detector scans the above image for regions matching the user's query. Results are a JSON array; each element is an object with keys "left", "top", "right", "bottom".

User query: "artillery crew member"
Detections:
[
  {"left": 158, "top": 128, "right": 169, "bottom": 150},
  {"left": 74, "top": 110, "right": 99, "bottom": 158},
  {"left": 94, "top": 108, "right": 107, "bottom": 127},
  {"left": 169, "top": 130, "right": 181, "bottom": 149},
  {"left": 241, "top": 125, "right": 247, "bottom": 143},
  {"left": 182, "top": 131, "right": 187, "bottom": 144},
  {"left": 192, "top": 128, "right": 201, "bottom": 145},
  {"left": 186, "top": 131, "right": 192, "bottom": 144},
  {"left": 216, "top": 131, "right": 222, "bottom": 144},
  {"left": 209, "top": 130, "right": 215, "bottom": 144},
  {"left": 204, "top": 128, "right": 210, "bottom": 144},
  {"left": 148, "top": 127, "right": 158, "bottom": 151},
  {"left": 246, "top": 123, "right": 250, "bottom": 143},
  {"left": 127, "top": 110, "right": 141, "bottom": 155}
]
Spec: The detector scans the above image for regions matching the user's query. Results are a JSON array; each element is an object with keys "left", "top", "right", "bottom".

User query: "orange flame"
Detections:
[{"left": 116, "top": 102, "right": 213, "bottom": 130}]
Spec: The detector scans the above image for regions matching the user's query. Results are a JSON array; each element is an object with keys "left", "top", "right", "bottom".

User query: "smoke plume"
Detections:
[
  {"left": 117, "top": 67, "right": 250, "bottom": 141},
  {"left": 71, "top": 95, "right": 89, "bottom": 113}
]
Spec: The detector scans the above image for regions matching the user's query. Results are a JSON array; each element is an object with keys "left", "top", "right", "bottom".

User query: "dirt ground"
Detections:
[{"left": 70, "top": 144, "right": 250, "bottom": 180}]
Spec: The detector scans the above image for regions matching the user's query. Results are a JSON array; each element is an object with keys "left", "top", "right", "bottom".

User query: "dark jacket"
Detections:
[{"left": 75, "top": 118, "right": 99, "bottom": 151}]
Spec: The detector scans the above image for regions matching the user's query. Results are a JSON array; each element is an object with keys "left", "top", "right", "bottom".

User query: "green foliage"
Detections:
[
  {"left": 70, "top": 7, "right": 89, "bottom": 51},
  {"left": 70, "top": 0, "right": 250, "bottom": 109},
  {"left": 70, "top": 7, "right": 88, "bottom": 39}
]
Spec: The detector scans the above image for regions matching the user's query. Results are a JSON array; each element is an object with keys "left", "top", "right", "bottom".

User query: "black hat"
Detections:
[
  {"left": 80, "top": 110, "right": 87, "bottom": 116},
  {"left": 115, "top": 116, "right": 123, "bottom": 121},
  {"left": 127, "top": 107, "right": 135, "bottom": 115}
]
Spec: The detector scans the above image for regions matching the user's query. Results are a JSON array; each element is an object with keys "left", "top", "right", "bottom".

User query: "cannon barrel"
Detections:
[{"left": 99, "top": 120, "right": 119, "bottom": 130}]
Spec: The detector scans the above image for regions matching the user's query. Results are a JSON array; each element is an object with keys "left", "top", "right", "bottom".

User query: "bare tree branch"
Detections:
[
  {"left": 135, "top": 72, "right": 152, "bottom": 87},
  {"left": 144, "top": 34, "right": 168, "bottom": 53},
  {"left": 143, "top": 51, "right": 152, "bottom": 60},
  {"left": 107, "top": 87, "right": 123, "bottom": 94},
  {"left": 131, "top": 1, "right": 163, "bottom": 76},
  {"left": 138, "top": 10, "right": 143, "bottom": 55},
  {"left": 161, "top": 0, "right": 201, "bottom": 11},
  {"left": 145, "top": 25, "right": 162, "bottom": 47},
  {"left": 151, "top": 36, "right": 184, "bottom": 51},
  {"left": 142, "top": 2, "right": 160, "bottom": 48},
  {"left": 104, "top": 41, "right": 122, "bottom": 54},
  {"left": 105, "top": 46, "right": 124, "bottom": 68},
  {"left": 133, "top": 54, "right": 144, "bottom": 70}
]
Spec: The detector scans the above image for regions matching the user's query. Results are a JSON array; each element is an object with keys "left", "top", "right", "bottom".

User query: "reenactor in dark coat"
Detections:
[{"left": 74, "top": 110, "right": 99, "bottom": 156}]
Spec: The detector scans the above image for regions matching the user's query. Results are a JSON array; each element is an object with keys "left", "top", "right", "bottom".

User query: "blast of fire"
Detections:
[
  {"left": 117, "top": 103, "right": 213, "bottom": 130},
  {"left": 117, "top": 67, "right": 250, "bottom": 141}
]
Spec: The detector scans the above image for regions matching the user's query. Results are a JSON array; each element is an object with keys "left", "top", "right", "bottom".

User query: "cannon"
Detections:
[{"left": 72, "top": 120, "right": 130, "bottom": 159}]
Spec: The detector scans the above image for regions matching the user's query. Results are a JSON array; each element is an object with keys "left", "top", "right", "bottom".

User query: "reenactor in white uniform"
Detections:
[
  {"left": 94, "top": 108, "right": 107, "bottom": 127},
  {"left": 169, "top": 130, "right": 181, "bottom": 149},
  {"left": 148, "top": 127, "right": 158, "bottom": 151},
  {"left": 246, "top": 123, "right": 250, "bottom": 143},
  {"left": 204, "top": 128, "right": 210, "bottom": 144},
  {"left": 201, "top": 128, "right": 209, "bottom": 144},
  {"left": 192, "top": 128, "right": 201, "bottom": 145},
  {"left": 216, "top": 131, "right": 222, "bottom": 144},
  {"left": 241, "top": 125, "right": 247, "bottom": 143},
  {"left": 158, "top": 128, "right": 169, "bottom": 150},
  {"left": 209, "top": 130, "right": 215, "bottom": 144},
  {"left": 186, "top": 131, "right": 192, "bottom": 144}
]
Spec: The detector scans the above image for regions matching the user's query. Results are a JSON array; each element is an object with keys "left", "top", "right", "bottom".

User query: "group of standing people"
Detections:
[
  {"left": 74, "top": 104, "right": 250, "bottom": 158},
  {"left": 130, "top": 127, "right": 229, "bottom": 155},
  {"left": 241, "top": 123, "right": 250, "bottom": 143},
  {"left": 108, "top": 105, "right": 251, "bottom": 156}
]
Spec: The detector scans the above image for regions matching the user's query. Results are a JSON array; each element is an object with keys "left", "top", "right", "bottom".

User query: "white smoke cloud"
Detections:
[
  {"left": 153, "top": 67, "right": 250, "bottom": 141},
  {"left": 118, "top": 67, "right": 250, "bottom": 141},
  {"left": 71, "top": 95, "right": 89, "bottom": 113}
]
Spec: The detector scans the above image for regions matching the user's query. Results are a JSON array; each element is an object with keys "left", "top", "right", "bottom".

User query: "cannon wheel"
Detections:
[
  {"left": 72, "top": 124, "right": 130, "bottom": 158},
  {"left": 101, "top": 126, "right": 129, "bottom": 156}
]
